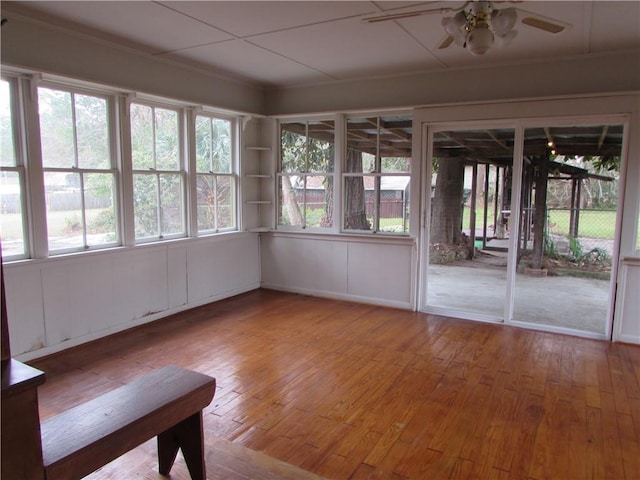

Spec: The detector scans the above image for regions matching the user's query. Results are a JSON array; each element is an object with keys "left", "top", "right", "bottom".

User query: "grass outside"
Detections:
[
  {"left": 462, "top": 206, "right": 617, "bottom": 241},
  {"left": 1, "top": 206, "right": 625, "bottom": 250},
  {"left": 303, "top": 207, "right": 408, "bottom": 232},
  {"left": 547, "top": 209, "right": 616, "bottom": 239},
  {"left": 0, "top": 208, "right": 111, "bottom": 245}
]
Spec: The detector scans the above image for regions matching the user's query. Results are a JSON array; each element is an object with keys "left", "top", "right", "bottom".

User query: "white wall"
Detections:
[
  {"left": 260, "top": 233, "right": 416, "bottom": 309},
  {"left": 615, "top": 259, "right": 640, "bottom": 344},
  {"left": 265, "top": 51, "right": 640, "bottom": 115},
  {"left": 5, "top": 233, "right": 261, "bottom": 360},
  {"left": 1, "top": 12, "right": 264, "bottom": 115}
]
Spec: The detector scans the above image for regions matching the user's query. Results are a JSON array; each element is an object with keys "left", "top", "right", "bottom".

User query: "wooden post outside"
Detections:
[
  {"left": 570, "top": 178, "right": 577, "bottom": 238},
  {"left": 469, "top": 162, "right": 478, "bottom": 258},
  {"left": 574, "top": 179, "right": 582, "bottom": 238},
  {"left": 532, "top": 156, "right": 550, "bottom": 270}
]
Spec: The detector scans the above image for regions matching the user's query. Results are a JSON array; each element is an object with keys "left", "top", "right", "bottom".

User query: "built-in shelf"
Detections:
[{"left": 243, "top": 120, "right": 274, "bottom": 232}]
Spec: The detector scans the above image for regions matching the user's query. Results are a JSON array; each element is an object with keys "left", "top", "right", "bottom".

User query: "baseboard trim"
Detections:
[
  {"left": 261, "top": 283, "right": 412, "bottom": 310},
  {"left": 15, "top": 283, "right": 261, "bottom": 362}
]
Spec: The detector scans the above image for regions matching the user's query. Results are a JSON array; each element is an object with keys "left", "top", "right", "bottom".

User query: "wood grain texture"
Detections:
[
  {"left": 1, "top": 359, "right": 46, "bottom": 480},
  {"left": 31, "top": 289, "right": 640, "bottom": 480},
  {"left": 41, "top": 365, "right": 215, "bottom": 480},
  {"left": 1, "top": 254, "right": 10, "bottom": 361}
]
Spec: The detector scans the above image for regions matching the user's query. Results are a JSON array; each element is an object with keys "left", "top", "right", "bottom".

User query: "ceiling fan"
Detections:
[{"left": 364, "top": 1, "right": 567, "bottom": 56}]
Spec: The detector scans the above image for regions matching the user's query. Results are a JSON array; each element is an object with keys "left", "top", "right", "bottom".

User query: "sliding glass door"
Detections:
[
  {"left": 425, "top": 127, "right": 515, "bottom": 321},
  {"left": 511, "top": 123, "right": 623, "bottom": 335},
  {"left": 423, "top": 120, "right": 624, "bottom": 337}
]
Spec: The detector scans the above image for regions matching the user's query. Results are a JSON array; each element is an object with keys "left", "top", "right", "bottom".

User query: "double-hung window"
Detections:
[
  {"left": 278, "top": 120, "right": 335, "bottom": 229},
  {"left": 343, "top": 116, "right": 411, "bottom": 234},
  {"left": 194, "top": 114, "right": 236, "bottom": 233},
  {"left": 0, "top": 78, "right": 28, "bottom": 258},
  {"left": 38, "top": 86, "right": 118, "bottom": 253},
  {"left": 130, "top": 102, "right": 184, "bottom": 241}
]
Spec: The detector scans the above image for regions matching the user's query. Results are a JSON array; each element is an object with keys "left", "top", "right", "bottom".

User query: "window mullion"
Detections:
[
  {"left": 376, "top": 117, "right": 382, "bottom": 173},
  {"left": 152, "top": 106, "right": 158, "bottom": 169},
  {"left": 23, "top": 77, "right": 49, "bottom": 258},
  {"left": 302, "top": 175, "right": 307, "bottom": 228},
  {"left": 119, "top": 95, "right": 135, "bottom": 246},
  {"left": 209, "top": 119, "right": 214, "bottom": 171},
  {"left": 374, "top": 175, "right": 381, "bottom": 232},
  {"left": 334, "top": 114, "right": 345, "bottom": 235},
  {"left": 375, "top": 117, "right": 381, "bottom": 232},
  {"left": 213, "top": 174, "right": 219, "bottom": 231},
  {"left": 156, "top": 173, "right": 162, "bottom": 238},
  {"left": 71, "top": 92, "right": 79, "bottom": 168},
  {"left": 185, "top": 108, "right": 197, "bottom": 238},
  {"left": 305, "top": 122, "right": 310, "bottom": 174},
  {"left": 78, "top": 172, "right": 88, "bottom": 248},
  {"left": 304, "top": 122, "right": 310, "bottom": 228}
]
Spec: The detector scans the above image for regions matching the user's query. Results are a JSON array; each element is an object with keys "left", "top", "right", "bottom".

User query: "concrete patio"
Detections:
[{"left": 427, "top": 262, "right": 611, "bottom": 334}]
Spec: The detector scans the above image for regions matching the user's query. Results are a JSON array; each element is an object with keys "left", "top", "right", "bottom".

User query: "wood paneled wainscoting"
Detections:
[{"left": 30, "top": 289, "right": 639, "bottom": 479}]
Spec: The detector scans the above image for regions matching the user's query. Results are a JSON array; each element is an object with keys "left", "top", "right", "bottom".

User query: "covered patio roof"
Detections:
[{"left": 281, "top": 120, "right": 622, "bottom": 181}]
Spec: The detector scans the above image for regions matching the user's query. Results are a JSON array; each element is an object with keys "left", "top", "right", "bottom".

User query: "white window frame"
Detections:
[
  {"left": 0, "top": 76, "right": 30, "bottom": 260},
  {"left": 190, "top": 110, "right": 238, "bottom": 235},
  {"left": 37, "top": 82, "right": 120, "bottom": 254},
  {"left": 277, "top": 118, "right": 336, "bottom": 232},
  {"left": 1, "top": 69, "right": 248, "bottom": 262},
  {"left": 342, "top": 115, "right": 411, "bottom": 236},
  {"left": 129, "top": 99, "right": 186, "bottom": 243}
]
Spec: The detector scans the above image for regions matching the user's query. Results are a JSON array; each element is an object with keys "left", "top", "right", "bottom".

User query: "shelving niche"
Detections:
[{"left": 242, "top": 118, "right": 275, "bottom": 232}]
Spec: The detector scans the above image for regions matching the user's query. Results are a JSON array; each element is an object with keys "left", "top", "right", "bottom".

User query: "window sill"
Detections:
[
  {"left": 1, "top": 231, "right": 251, "bottom": 267},
  {"left": 266, "top": 229, "right": 415, "bottom": 246},
  {"left": 621, "top": 256, "right": 640, "bottom": 265}
]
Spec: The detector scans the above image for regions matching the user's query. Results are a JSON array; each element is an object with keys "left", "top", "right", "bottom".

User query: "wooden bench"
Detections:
[{"left": 39, "top": 365, "right": 216, "bottom": 480}]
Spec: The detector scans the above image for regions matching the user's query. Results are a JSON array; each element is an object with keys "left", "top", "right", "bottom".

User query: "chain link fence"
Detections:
[{"left": 546, "top": 207, "right": 616, "bottom": 256}]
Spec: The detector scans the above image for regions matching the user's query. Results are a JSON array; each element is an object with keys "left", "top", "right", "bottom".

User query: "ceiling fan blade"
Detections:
[
  {"left": 364, "top": 10, "right": 426, "bottom": 23},
  {"left": 438, "top": 35, "right": 455, "bottom": 49},
  {"left": 363, "top": 3, "right": 466, "bottom": 24},
  {"left": 521, "top": 16, "right": 565, "bottom": 34}
]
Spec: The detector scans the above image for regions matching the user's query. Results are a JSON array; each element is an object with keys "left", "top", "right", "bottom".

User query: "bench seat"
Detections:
[{"left": 40, "top": 365, "right": 216, "bottom": 480}]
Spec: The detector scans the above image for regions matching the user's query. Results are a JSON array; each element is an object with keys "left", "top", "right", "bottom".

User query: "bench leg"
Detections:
[{"left": 157, "top": 412, "right": 206, "bottom": 480}]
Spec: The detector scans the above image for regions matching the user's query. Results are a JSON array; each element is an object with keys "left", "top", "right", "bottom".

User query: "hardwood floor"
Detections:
[{"left": 31, "top": 289, "right": 639, "bottom": 479}]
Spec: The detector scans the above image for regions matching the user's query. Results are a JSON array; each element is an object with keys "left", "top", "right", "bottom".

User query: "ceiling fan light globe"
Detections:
[
  {"left": 453, "top": 11, "right": 467, "bottom": 29},
  {"left": 442, "top": 11, "right": 467, "bottom": 36},
  {"left": 471, "top": 1, "right": 492, "bottom": 16},
  {"left": 442, "top": 17, "right": 456, "bottom": 35},
  {"left": 492, "top": 8, "right": 517, "bottom": 36},
  {"left": 467, "top": 26, "right": 494, "bottom": 55},
  {"left": 496, "top": 29, "right": 518, "bottom": 47},
  {"left": 453, "top": 30, "right": 467, "bottom": 46}
]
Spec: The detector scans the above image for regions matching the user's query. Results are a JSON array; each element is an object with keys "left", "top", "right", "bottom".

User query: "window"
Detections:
[
  {"left": 343, "top": 116, "right": 411, "bottom": 234},
  {"left": 0, "top": 79, "right": 28, "bottom": 258},
  {"left": 130, "top": 102, "right": 184, "bottom": 241},
  {"left": 278, "top": 120, "right": 335, "bottom": 229},
  {"left": 38, "top": 86, "right": 118, "bottom": 252},
  {"left": 194, "top": 114, "right": 236, "bottom": 233},
  {"left": 1, "top": 71, "right": 244, "bottom": 260}
]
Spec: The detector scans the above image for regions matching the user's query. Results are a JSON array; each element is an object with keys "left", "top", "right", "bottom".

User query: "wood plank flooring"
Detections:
[{"left": 30, "top": 289, "right": 640, "bottom": 479}]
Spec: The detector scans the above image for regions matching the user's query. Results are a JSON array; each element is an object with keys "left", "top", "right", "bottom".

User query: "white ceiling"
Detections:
[{"left": 3, "top": 1, "right": 640, "bottom": 88}]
